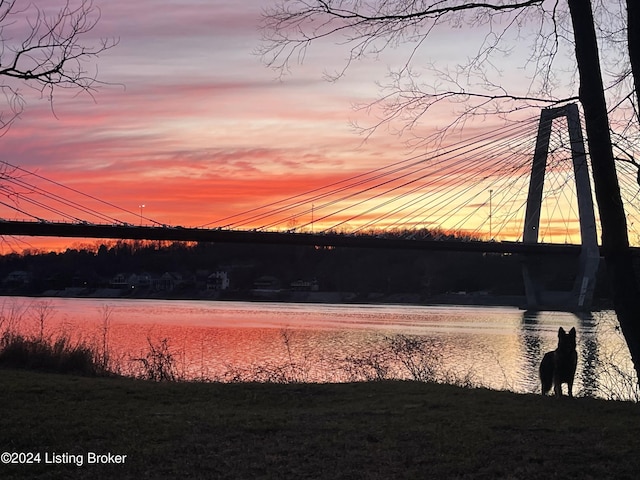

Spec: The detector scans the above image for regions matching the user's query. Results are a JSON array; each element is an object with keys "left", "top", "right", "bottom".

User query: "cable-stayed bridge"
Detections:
[{"left": 1, "top": 104, "right": 640, "bottom": 309}]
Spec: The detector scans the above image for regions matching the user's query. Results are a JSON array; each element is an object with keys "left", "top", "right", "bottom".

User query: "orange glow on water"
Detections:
[{"left": 2, "top": 297, "right": 634, "bottom": 398}]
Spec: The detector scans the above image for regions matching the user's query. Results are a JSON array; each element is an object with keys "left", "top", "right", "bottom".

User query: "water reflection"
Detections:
[
  {"left": 519, "top": 310, "right": 544, "bottom": 393},
  {"left": 1, "top": 297, "right": 636, "bottom": 400},
  {"left": 579, "top": 313, "right": 600, "bottom": 398}
]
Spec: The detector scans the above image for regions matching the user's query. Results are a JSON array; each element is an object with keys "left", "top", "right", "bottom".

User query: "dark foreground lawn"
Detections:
[{"left": 1, "top": 368, "right": 639, "bottom": 479}]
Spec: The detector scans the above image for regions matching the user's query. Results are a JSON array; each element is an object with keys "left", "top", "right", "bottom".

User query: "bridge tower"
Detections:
[{"left": 522, "top": 103, "right": 601, "bottom": 310}]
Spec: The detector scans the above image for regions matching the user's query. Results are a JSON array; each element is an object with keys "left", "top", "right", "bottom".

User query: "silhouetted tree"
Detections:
[{"left": 260, "top": 0, "right": 640, "bottom": 379}]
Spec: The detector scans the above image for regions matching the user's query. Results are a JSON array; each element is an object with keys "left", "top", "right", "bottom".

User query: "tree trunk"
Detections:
[{"left": 568, "top": 0, "right": 640, "bottom": 380}]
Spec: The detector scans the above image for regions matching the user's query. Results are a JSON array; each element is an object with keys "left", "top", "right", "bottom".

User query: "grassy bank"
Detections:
[{"left": 1, "top": 369, "right": 639, "bottom": 479}]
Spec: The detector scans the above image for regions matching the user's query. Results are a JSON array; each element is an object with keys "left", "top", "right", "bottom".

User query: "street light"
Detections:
[{"left": 489, "top": 190, "right": 493, "bottom": 240}]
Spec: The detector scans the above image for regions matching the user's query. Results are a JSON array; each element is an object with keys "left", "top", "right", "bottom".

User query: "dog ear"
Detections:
[
  {"left": 558, "top": 327, "right": 566, "bottom": 336},
  {"left": 569, "top": 327, "right": 576, "bottom": 337}
]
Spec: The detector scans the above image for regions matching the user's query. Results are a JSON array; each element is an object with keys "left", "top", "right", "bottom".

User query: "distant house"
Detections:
[
  {"left": 110, "top": 273, "right": 129, "bottom": 289},
  {"left": 290, "top": 279, "right": 319, "bottom": 292},
  {"left": 110, "top": 272, "right": 153, "bottom": 290},
  {"left": 207, "top": 271, "right": 229, "bottom": 291},
  {"left": 129, "top": 273, "right": 152, "bottom": 290},
  {"left": 155, "top": 272, "right": 183, "bottom": 292}
]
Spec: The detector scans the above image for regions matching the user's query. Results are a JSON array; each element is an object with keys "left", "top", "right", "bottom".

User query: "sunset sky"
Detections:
[
  {"left": 1, "top": 0, "right": 410, "bottom": 249},
  {"left": 0, "top": 0, "right": 635, "bottom": 252}
]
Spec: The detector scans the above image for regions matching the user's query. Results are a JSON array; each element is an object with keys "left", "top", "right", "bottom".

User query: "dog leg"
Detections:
[
  {"left": 539, "top": 351, "right": 555, "bottom": 396},
  {"left": 567, "top": 380, "right": 574, "bottom": 398},
  {"left": 554, "top": 380, "right": 563, "bottom": 397}
]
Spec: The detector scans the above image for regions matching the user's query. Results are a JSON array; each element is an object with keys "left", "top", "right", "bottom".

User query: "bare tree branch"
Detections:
[
  {"left": 0, "top": 0, "right": 117, "bottom": 131},
  {"left": 260, "top": 0, "right": 573, "bottom": 147}
]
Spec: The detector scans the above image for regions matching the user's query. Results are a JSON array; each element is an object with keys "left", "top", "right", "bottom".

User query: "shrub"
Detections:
[
  {"left": 388, "top": 334, "right": 444, "bottom": 382},
  {"left": 0, "top": 332, "right": 103, "bottom": 376},
  {"left": 341, "top": 350, "right": 392, "bottom": 381},
  {"left": 131, "top": 337, "right": 179, "bottom": 382}
]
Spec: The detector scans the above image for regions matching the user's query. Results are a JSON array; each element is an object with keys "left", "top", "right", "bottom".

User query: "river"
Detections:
[{"left": 1, "top": 296, "right": 636, "bottom": 400}]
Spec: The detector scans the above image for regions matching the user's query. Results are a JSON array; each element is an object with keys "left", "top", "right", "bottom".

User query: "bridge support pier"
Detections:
[{"left": 522, "top": 104, "right": 601, "bottom": 311}]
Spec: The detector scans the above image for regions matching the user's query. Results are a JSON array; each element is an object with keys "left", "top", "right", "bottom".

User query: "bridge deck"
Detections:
[{"left": 0, "top": 220, "right": 589, "bottom": 255}]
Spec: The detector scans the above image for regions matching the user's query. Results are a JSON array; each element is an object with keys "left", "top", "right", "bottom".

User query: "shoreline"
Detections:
[
  {"left": 2, "top": 288, "right": 528, "bottom": 307},
  {"left": 1, "top": 288, "right": 612, "bottom": 312}
]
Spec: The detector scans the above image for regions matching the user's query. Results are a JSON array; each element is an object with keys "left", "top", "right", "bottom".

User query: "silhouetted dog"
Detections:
[{"left": 539, "top": 327, "right": 577, "bottom": 397}]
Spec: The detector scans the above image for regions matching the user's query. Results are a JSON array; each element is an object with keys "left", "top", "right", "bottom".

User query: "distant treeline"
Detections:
[{"left": 0, "top": 236, "right": 609, "bottom": 300}]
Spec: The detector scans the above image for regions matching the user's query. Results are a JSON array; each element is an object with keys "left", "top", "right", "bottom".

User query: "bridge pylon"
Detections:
[{"left": 522, "top": 103, "right": 601, "bottom": 311}]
